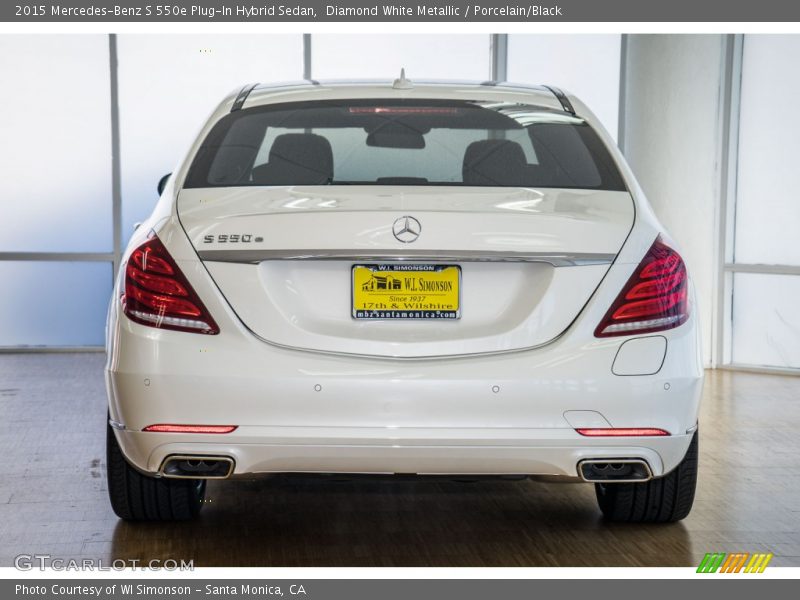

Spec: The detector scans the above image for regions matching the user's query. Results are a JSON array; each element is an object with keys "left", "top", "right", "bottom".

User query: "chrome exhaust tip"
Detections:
[
  {"left": 578, "top": 459, "right": 652, "bottom": 483},
  {"left": 160, "top": 455, "right": 235, "bottom": 479}
]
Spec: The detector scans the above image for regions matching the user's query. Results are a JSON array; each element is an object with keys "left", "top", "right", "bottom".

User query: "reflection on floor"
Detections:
[{"left": 0, "top": 353, "right": 798, "bottom": 567}]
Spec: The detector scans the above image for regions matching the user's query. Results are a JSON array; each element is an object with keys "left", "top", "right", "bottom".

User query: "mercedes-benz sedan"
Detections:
[{"left": 106, "top": 78, "right": 702, "bottom": 523}]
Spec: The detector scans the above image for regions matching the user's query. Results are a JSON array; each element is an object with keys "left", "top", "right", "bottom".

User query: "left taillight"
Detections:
[{"left": 122, "top": 235, "right": 219, "bottom": 334}]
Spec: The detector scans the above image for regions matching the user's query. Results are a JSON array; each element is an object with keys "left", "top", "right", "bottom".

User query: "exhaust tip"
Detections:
[
  {"left": 160, "top": 455, "right": 234, "bottom": 479},
  {"left": 578, "top": 459, "right": 652, "bottom": 483}
]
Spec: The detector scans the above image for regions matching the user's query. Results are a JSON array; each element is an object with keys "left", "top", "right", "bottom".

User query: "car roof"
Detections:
[{"left": 240, "top": 79, "right": 568, "bottom": 113}]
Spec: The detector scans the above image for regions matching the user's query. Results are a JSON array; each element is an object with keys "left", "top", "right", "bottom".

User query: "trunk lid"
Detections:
[{"left": 178, "top": 186, "right": 633, "bottom": 358}]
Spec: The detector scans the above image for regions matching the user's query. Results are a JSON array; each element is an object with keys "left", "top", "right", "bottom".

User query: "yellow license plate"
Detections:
[{"left": 352, "top": 264, "right": 461, "bottom": 320}]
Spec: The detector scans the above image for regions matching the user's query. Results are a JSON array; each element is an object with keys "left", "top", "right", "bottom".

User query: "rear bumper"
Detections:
[
  {"left": 114, "top": 425, "right": 694, "bottom": 479},
  {"left": 106, "top": 292, "right": 703, "bottom": 478}
]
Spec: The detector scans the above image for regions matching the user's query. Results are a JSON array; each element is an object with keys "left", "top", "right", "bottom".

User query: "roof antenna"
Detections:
[{"left": 393, "top": 68, "right": 413, "bottom": 89}]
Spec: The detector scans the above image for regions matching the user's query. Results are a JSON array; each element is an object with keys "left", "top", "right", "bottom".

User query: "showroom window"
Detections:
[
  {"left": 724, "top": 35, "right": 800, "bottom": 371},
  {"left": 507, "top": 34, "right": 621, "bottom": 141},
  {"left": 0, "top": 35, "right": 113, "bottom": 347},
  {"left": 0, "top": 34, "right": 623, "bottom": 349},
  {"left": 118, "top": 34, "right": 303, "bottom": 238}
]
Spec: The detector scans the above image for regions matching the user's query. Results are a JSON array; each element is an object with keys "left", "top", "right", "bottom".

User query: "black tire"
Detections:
[
  {"left": 595, "top": 430, "right": 698, "bottom": 523},
  {"left": 106, "top": 421, "right": 206, "bottom": 521}
]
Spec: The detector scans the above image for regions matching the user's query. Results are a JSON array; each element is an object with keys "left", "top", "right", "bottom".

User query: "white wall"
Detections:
[
  {"left": 623, "top": 35, "right": 725, "bottom": 365},
  {"left": 312, "top": 34, "right": 491, "bottom": 80}
]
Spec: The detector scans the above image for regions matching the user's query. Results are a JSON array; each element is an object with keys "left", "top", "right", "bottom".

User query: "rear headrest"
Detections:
[
  {"left": 462, "top": 139, "right": 529, "bottom": 186},
  {"left": 251, "top": 133, "right": 333, "bottom": 185}
]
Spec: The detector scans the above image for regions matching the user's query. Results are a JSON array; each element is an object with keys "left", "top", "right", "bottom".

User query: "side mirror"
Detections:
[{"left": 157, "top": 173, "right": 172, "bottom": 196}]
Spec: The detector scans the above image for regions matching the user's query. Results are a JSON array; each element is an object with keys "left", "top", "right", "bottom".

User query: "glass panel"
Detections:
[
  {"left": 117, "top": 34, "right": 303, "bottom": 241},
  {"left": 731, "top": 273, "right": 800, "bottom": 369},
  {"left": 735, "top": 35, "right": 800, "bottom": 266},
  {"left": 0, "top": 35, "right": 112, "bottom": 252},
  {"left": 0, "top": 262, "right": 112, "bottom": 347},
  {"left": 312, "top": 34, "right": 490, "bottom": 80},
  {"left": 507, "top": 34, "right": 621, "bottom": 141},
  {"left": 186, "top": 100, "right": 624, "bottom": 190}
]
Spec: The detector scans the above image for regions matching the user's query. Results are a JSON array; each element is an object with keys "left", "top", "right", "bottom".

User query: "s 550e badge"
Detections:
[{"left": 203, "top": 234, "right": 263, "bottom": 243}]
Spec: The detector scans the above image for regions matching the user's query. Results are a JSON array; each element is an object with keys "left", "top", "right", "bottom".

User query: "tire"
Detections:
[
  {"left": 106, "top": 420, "right": 206, "bottom": 521},
  {"left": 595, "top": 430, "right": 698, "bottom": 523}
]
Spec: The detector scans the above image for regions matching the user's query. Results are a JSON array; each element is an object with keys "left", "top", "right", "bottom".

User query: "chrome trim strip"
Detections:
[
  {"left": 197, "top": 249, "right": 615, "bottom": 267},
  {"left": 108, "top": 419, "right": 126, "bottom": 431},
  {"left": 724, "top": 262, "right": 800, "bottom": 276},
  {"left": 0, "top": 252, "right": 113, "bottom": 262}
]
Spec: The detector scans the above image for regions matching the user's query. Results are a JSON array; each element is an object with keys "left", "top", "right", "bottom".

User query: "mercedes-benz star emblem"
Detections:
[{"left": 392, "top": 216, "right": 422, "bottom": 243}]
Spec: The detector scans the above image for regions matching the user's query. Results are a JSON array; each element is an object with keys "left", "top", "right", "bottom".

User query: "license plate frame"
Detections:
[{"left": 351, "top": 264, "right": 461, "bottom": 320}]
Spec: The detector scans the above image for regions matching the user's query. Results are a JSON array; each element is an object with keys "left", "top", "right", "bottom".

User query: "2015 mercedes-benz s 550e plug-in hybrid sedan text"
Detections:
[{"left": 105, "top": 77, "right": 702, "bottom": 523}]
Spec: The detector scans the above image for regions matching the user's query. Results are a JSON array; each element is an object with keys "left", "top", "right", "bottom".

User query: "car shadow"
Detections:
[{"left": 109, "top": 474, "right": 694, "bottom": 567}]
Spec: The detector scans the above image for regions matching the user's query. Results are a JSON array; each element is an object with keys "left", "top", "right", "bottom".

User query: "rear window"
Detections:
[{"left": 184, "top": 99, "right": 626, "bottom": 191}]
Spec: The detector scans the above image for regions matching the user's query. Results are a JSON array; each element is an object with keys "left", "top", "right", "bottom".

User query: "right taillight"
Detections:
[
  {"left": 595, "top": 236, "right": 689, "bottom": 337},
  {"left": 122, "top": 235, "right": 219, "bottom": 335}
]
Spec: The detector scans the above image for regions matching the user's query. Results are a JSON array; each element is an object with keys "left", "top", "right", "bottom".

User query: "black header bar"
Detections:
[{"left": 5, "top": 1, "right": 800, "bottom": 22}]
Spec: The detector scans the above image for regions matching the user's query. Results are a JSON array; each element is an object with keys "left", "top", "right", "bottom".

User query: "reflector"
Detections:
[
  {"left": 576, "top": 428, "right": 670, "bottom": 437},
  {"left": 143, "top": 424, "right": 237, "bottom": 434}
]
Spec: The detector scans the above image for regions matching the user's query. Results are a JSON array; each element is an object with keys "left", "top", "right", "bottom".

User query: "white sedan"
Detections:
[{"left": 105, "top": 78, "right": 702, "bottom": 523}]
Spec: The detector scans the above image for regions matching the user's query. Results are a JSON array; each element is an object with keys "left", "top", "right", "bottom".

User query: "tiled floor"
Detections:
[{"left": 0, "top": 353, "right": 798, "bottom": 567}]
